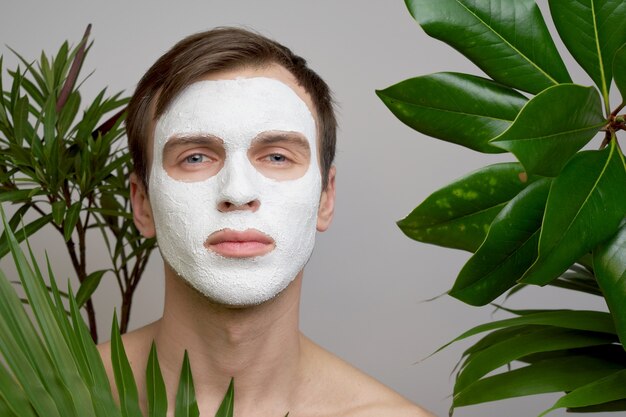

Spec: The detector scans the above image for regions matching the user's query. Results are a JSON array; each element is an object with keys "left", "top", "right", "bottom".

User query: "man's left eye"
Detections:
[{"left": 268, "top": 154, "right": 287, "bottom": 163}]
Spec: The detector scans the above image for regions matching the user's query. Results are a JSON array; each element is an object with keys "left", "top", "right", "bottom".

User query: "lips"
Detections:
[{"left": 204, "top": 229, "right": 275, "bottom": 258}]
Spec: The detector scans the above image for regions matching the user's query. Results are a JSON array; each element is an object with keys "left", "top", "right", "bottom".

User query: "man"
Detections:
[{"left": 98, "top": 27, "right": 434, "bottom": 417}]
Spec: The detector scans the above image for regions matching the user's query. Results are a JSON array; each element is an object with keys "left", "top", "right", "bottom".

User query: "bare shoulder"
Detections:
[{"left": 301, "top": 337, "right": 437, "bottom": 417}]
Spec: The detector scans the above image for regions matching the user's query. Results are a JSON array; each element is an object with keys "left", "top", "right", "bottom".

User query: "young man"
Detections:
[{"left": 98, "top": 27, "right": 434, "bottom": 417}]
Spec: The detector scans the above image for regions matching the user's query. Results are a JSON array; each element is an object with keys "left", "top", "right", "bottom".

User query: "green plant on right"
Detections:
[{"left": 377, "top": 0, "right": 626, "bottom": 415}]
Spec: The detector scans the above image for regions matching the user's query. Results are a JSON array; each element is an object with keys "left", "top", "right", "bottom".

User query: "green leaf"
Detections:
[
  {"left": 0, "top": 354, "right": 37, "bottom": 417},
  {"left": 540, "top": 369, "right": 626, "bottom": 416},
  {"left": 450, "top": 178, "right": 551, "bottom": 305},
  {"left": 0, "top": 214, "right": 53, "bottom": 258},
  {"left": 398, "top": 163, "right": 534, "bottom": 252},
  {"left": 594, "top": 223, "right": 626, "bottom": 347},
  {"left": 522, "top": 141, "right": 626, "bottom": 285},
  {"left": 110, "top": 311, "right": 142, "bottom": 417},
  {"left": 75, "top": 269, "right": 107, "bottom": 308},
  {"left": 455, "top": 326, "right": 616, "bottom": 395},
  {"left": 174, "top": 351, "right": 199, "bottom": 417},
  {"left": 549, "top": 0, "right": 626, "bottom": 112},
  {"left": 453, "top": 355, "right": 625, "bottom": 408},
  {"left": 11, "top": 95, "right": 29, "bottom": 147},
  {"left": 376, "top": 72, "right": 526, "bottom": 153},
  {"left": 214, "top": 378, "right": 235, "bottom": 417},
  {"left": 615, "top": 43, "right": 626, "bottom": 100},
  {"left": 491, "top": 84, "right": 606, "bottom": 177},
  {"left": 404, "top": 0, "right": 571, "bottom": 94},
  {"left": 63, "top": 201, "right": 81, "bottom": 242},
  {"left": 146, "top": 342, "right": 167, "bottom": 417},
  {"left": 67, "top": 282, "right": 120, "bottom": 417},
  {"left": 51, "top": 200, "right": 66, "bottom": 226},
  {"left": 434, "top": 310, "right": 616, "bottom": 357}
]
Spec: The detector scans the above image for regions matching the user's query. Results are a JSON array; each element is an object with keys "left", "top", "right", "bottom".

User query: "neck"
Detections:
[{"left": 153, "top": 267, "right": 306, "bottom": 415}]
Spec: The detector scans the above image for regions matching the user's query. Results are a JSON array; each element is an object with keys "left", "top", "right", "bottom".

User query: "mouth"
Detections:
[{"left": 204, "top": 229, "right": 275, "bottom": 258}]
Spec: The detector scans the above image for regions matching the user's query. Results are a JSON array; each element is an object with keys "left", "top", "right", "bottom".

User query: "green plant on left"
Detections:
[
  {"left": 0, "top": 209, "right": 235, "bottom": 417},
  {"left": 0, "top": 25, "right": 156, "bottom": 342}
]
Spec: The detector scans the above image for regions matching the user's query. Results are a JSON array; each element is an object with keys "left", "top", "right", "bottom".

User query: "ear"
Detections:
[
  {"left": 317, "top": 166, "right": 336, "bottom": 232},
  {"left": 130, "top": 173, "right": 156, "bottom": 238}
]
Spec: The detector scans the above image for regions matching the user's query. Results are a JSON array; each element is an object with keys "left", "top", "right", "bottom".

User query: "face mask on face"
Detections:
[{"left": 149, "top": 77, "right": 321, "bottom": 306}]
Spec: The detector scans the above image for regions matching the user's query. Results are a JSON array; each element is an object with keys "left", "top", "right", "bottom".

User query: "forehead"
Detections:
[{"left": 148, "top": 64, "right": 319, "bottom": 161}]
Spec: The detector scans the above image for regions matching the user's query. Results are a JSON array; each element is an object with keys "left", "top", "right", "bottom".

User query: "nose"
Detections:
[{"left": 217, "top": 155, "right": 260, "bottom": 213}]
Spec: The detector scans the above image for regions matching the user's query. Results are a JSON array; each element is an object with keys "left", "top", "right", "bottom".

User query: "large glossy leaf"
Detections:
[
  {"left": 453, "top": 355, "right": 624, "bottom": 407},
  {"left": 455, "top": 326, "right": 616, "bottom": 395},
  {"left": 376, "top": 72, "right": 526, "bottom": 153},
  {"left": 491, "top": 84, "right": 606, "bottom": 177},
  {"left": 450, "top": 178, "right": 550, "bottom": 305},
  {"left": 522, "top": 141, "right": 626, "bottom": 286},
  {"left": 540, "top": 369, "right": 626, "bottom": 416},
  {"left": 549, "top": 0, "right": 626, "bottom": 110},
  {"left": 614, "top": 43, "right": 626, "bottom": 99},
  {"left": 404, "top": 0, "right": 571, "bottom": 94},
  {"left": 398, "top": 163, "right": 533, "bottom": 252},
  {"left": 594, "top": 223, "right": 626, "bottom": 347},
  {"left": 433, "top": 310, "right": 616, "bottom": 358},
  {"left": 174, "top": 351, "right": 199, "bottom": 417}
]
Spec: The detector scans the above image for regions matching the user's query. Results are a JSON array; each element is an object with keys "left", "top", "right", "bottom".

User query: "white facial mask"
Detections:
[{"left": 150, "top": 77, "right": 321, "bottom": 306}]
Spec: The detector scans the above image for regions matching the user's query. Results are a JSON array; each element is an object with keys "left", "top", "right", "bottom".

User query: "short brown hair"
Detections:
[{"left": 126, "top": 27, "right": 337, "bottom": 189}]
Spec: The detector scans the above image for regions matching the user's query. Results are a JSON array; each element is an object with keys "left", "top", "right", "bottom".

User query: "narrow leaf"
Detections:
[
  {"left": 450, "top": 178, "right": 551, "bottom": 305},
  {"left": 404, "top": 0, "right": 571, "bottom": 94},
  {"left": 51, "top": 200, "right": 66, "bottom": 226},
  {"left": 522, "top": 141, "right": 626, "bottom": 285},
  {"left": 110, "top": 311, "right": 142, "bottom": 417},
  {"left": 146, "top": 342, "right": 167, "bottom": 417},
  {"left": 214, "top": 378, "right": 235, "bottom": 417},
  {"left": 594, "top": 223, "right": 626, "bottom": 347},
  {"left": 63, "top": 202, "right": 81, "bottom": 242},
  {"left": 398, "top": 163, "right": 534, "bottom": 252},
  {"left": 0, "top": 214, "right": 53, "bottom": 258},
  {"left": 75, "top": 269, "right": 107, "bottom": 308},
  {"left": 549, "top": 0, "right": 626, "bottom": 111},
  {"left": 56, "top": 24, "right": 91, "bottom": 113},
  {"left": 174, "top": 351, "right": 199, "bottom": 417},
  {"left": 376, "top": 72, "right": 525, "bottom": 152},
  {"left": 491, "top": 84, "right": 606, "bottom": 177}
]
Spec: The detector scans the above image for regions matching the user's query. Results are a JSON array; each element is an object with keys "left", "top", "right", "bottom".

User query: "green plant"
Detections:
[
  {"left": 0, "top": 25, "right": 156, "bottom": 341},
  {"left": 377, "top": 0, "right": 626, "bottom": 415},
  {"left": 0, "top": 209, "right": 236, "bottom": 417}
]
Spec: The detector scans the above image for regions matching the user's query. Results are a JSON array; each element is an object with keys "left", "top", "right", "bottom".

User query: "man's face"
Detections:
[{"left": 140, "top": 65, "right": 329, "bottom": 306}]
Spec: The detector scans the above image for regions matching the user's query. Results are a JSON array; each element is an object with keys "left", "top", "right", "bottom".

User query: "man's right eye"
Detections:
[{"left": 184, "top": 153, "right": 208, "bottom": 164}]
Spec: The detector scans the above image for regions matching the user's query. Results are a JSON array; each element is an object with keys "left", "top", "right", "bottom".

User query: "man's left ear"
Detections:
[{"left": 317, "top": 166, "right": 336, "bottom": 232}]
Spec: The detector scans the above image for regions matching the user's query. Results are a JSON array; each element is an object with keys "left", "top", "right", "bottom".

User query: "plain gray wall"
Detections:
[{"left": 0, "top": 1, "right": 615, "bottom": 416}]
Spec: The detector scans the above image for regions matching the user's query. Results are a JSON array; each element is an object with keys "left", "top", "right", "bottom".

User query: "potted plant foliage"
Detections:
[
  {"left": 377, "top": 0, "right": 626, "bottom": 415},
  {"left": 0, "top": 25, "right": 156, "bottom": 341}
]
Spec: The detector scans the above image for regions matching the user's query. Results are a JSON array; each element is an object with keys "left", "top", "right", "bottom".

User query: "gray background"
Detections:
[{"left": 0, "top": 1, "right": 614, "bottom": 416}]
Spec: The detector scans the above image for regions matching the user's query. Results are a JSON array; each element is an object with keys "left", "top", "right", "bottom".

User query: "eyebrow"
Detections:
[
  {"left": 163, "top": 134, "right": 224, "bottom": 153},
  {"left": 251, "top": 131, "right": 311, "bottom": 152}
]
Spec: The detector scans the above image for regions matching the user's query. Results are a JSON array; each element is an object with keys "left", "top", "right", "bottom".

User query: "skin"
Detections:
[{"left": 98, "top": 64, "right": 436, "bottom": 417}]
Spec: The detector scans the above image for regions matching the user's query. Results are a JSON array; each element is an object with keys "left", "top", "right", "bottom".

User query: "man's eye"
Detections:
[
  {"left": 267, "top": 154, "right": 287, "bottom": 163},
  {"left": 185, "top": 154, "right": 208, "bottom": 164}
]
